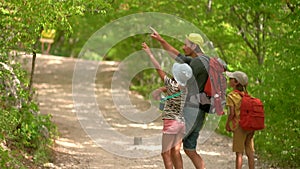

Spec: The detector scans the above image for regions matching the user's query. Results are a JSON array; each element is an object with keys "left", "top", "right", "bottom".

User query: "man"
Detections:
[{"left": 151, "top": 31, "right": 208, "bottom": 169}]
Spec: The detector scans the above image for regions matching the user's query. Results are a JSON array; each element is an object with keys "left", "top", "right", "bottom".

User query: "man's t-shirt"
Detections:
[
  {"left": 175, "top": 54, "right": 208, "bottom": 99},
  {"left": 162, "top": 76, "right": 187, "bottom": 121}
]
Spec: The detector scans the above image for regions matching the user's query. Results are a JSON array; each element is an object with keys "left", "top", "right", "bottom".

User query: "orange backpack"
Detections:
[{"left": 235, "top": 90, "right": 265, "bottom": 131}]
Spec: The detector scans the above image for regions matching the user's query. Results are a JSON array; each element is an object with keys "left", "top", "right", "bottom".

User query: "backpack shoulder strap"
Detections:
[
  {"left": 197, "top": 55, "right": 210, "bottom": 71},
  {"left": 234, "top": 90, "right": 242, "bottom": 96}
]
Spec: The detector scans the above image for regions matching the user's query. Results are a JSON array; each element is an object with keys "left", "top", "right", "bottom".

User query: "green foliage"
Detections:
[
  {"left": 0, "top": 57, "right": 57, "bottom": 167},
  {"left": 254, "top": 33, "right": 300, "bottom": 167},
  {"left": 0, "top": 148, "right": 27, "bottom": 169},
  {"left": 1, "top": 0, "right": 111, "bottom": 168},
  {"left": 0, "top": 0, "right": 111, "bottom": 55},
  {"left": 130, "top": 68, "right": 163, "bottom": 97}
]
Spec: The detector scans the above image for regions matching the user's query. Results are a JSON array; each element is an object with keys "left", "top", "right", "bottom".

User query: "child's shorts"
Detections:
[
  {"left": 162, "top": 119, "right": 185, "bottom": 135},
  {"left": 233, "top": 126, "right": 255, "bottom": 153}
]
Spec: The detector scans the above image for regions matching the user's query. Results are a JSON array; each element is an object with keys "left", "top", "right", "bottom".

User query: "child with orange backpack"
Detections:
[{"left": 225, "top": 71, "right": 256, "bottom": 169}]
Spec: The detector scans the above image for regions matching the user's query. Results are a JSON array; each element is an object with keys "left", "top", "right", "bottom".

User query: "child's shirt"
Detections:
[
  {"left": 162, "top": 76, "right": 187, "bottom": 122},
  {"left": 226, "top": 90, "right": 243, "bottom": 130}
]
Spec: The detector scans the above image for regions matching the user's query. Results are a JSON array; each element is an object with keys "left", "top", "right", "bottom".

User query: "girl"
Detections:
[{"left": 142, "top": 42, "right": 192, "bottom": 169}]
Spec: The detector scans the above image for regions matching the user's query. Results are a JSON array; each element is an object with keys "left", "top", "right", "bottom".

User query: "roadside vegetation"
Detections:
[{"left": 0, "top": 0, "right": 110, "bottom": 168}]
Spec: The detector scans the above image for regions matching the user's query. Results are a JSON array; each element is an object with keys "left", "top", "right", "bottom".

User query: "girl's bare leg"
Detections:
[
  {"left": 162, "top": 150, "right": 173, "bottom": 169},
  {"left": 171, "top": 140, "right": 183, "bottom": 169},
  {"left": 162, "top": 134, "right": 174, "bottom": 169}
]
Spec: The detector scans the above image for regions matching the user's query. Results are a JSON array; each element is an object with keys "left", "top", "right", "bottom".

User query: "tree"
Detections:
[
  {"left": 1, "top": 0, "right": 111, "bottom": 94},
  {"left": 0, "top": 0, "right": 111, "bottom": 167}
]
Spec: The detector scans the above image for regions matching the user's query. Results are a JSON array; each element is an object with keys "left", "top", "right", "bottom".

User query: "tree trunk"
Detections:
[{"left": 28, "top": 51, "right": 36, "bottom": 101}]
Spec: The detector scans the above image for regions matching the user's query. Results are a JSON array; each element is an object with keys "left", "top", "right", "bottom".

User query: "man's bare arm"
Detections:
[{"left": 150, "top": 28, "right": 180, "bottom": 59}]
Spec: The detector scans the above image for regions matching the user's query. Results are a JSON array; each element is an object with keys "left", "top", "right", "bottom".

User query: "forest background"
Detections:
[{"left": 0, "top": 0, "right": 299, "bottom": 168}]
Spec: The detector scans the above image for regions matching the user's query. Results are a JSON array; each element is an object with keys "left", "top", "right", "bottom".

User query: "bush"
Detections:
[{"left": 0, "top": 57, "right": 57, "bottom": 168}]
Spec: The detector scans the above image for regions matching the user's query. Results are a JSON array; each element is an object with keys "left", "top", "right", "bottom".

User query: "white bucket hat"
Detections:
[{"left": 172, "top": 63, "right": 193, "bottom": 86}]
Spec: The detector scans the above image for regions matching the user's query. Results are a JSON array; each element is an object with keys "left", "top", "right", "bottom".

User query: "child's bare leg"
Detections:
[
  {"left": 162, "top": 150, "right": 173, "bottom": 169},
  {"left": 246, "top": 151, "right": 254, "bottom": 169},
  {"left": 162, "top": 134, "right": 174, "bottom": 169},
  {"left": 236, "top": 152, "right": 243, "bottom": 169},
  {"left": 245, "top": 132, "right": 255, "bottom": 169},
  {"left": 171, "top": 140, "right": 183, "bottom": 169}
]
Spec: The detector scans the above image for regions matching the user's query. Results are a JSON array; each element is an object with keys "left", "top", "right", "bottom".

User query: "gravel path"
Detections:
[{"left": 22, "top": 54, "right": 266, "bottom": 169}]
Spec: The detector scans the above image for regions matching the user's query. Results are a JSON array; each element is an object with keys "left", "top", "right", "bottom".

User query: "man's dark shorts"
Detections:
[{"left": 183, "top": 106, "right": 205, "bottom": 150}]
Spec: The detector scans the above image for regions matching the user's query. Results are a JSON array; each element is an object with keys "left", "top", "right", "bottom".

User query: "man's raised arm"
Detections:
[{"left": 150, "top": 29, "right": 180, "bottom": 59}]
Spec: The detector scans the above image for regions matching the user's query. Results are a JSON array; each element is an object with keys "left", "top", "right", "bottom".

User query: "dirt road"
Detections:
[{"left": 22, "top": 54, "right": 265, "bottom": 169}]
